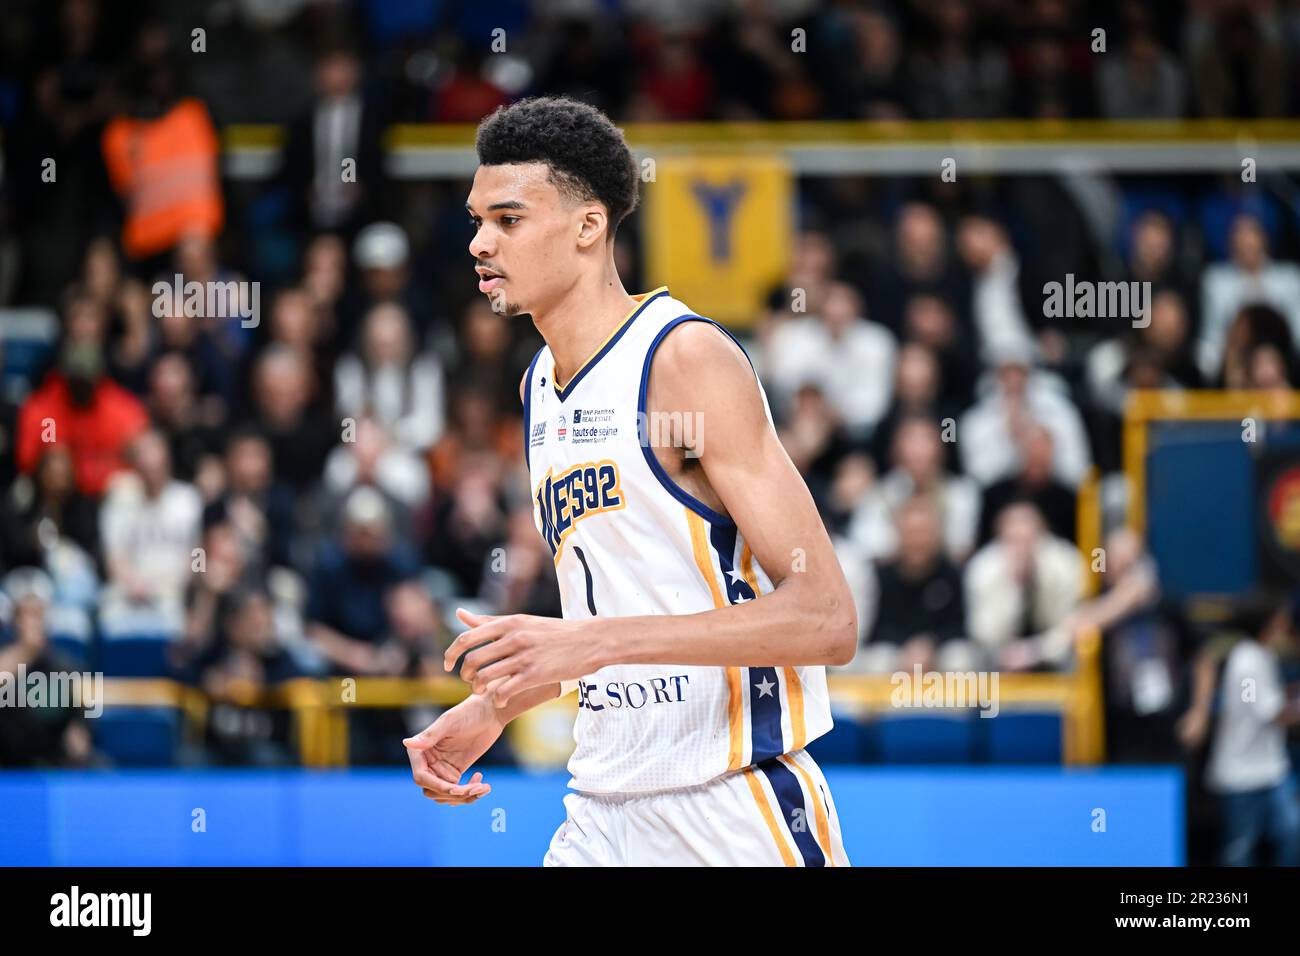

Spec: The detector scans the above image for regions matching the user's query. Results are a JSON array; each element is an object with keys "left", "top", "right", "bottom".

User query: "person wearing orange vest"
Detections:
[{"left": 102, "top": 95, "right": 224, "bottom": 261}]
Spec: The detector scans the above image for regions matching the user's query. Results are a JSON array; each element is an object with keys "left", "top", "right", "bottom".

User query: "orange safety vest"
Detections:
[{"left": 102, "top": 97, "right": 224, "bottom": 259}]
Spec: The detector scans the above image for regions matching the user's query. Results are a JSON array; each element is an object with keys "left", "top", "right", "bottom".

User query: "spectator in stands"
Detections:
[
  {"left": 448, "top": 299, "right": 533, "bottom": 419},
  {"left": 427, "top": 384, "right": 517, "bottom": 495},
  {"left": 1199, "top": 214, "right": 1300, "bottom": 379},
  {"left": 172, "top": 231, "right": 256, "bottom": 371},
  {"left": 1193, "top": 602, "right": 1300, "bottom": 865},
  {"left": 300, "top": 233, "right": 348, "bottom": 323},
  {"left": 479, "top": 506, "right": 565, "bottom": 618},
  {"left": 1125, "top": 211, "right": 1199, "bottom": 324},
  {"left": 1096, "top": 24, "right": 1185, "bottom": 119},
  {"left": 1087, "top": 289, "right": 1202, "bottom": 414},
  {"left": 958, "top": 339, "right": 1092, "bottom": 488},
  {"left": 151, "top": 302, "right": 238, "bottom": 415},
  {"left": 17, "top": 316, "right": 149, "bottom": 497},
  {"left": 535, "top": 17, "right": 632, "bottom": 120},
  {"left": 174, "top": 518, "right": 255, "bottom": 680},
  {"left": 203, "top": 427, "right": 296, "bottom": 574},
  {"left": 627, "top": 27, "right": 716, "bottom": 121},
  {"left": 199, "top": 587, "right": 304, "bottom": 766},
  {"left": 244, "top": 345, "right": 338, "bottom": 492},
  {"left": 868, "top": 203, "right": 968, "bottom": 335},
  {"left": 776, "top": 383, "right": 856, "bottom": 514},
  {"left": 860, "top": 495, "right": 967, "bottom": 673},
  {"left": 1217, "top": 303, "right": 1299, "bottom": 391},
  {"left": 848, "top": 414, "right": 980, "bottom": 563},
  {"left": 870, "top": 342, "right": 953, "bottom": 471},
  {"left": 962, "top": 500, "right": 1082, "bottom": 671},
  {"left": 0, "top": 446, "right": 100, "bottom": 579},
  {"left": 1185, "top": 2, "right": 1288, "bottom": 118},
  {"left": 956, "top": 214, "right": 1036, "bottom": 363},
  {"left": 907, "top": 0, "right": 1009, "bottom": 119},
  {"left": 98, "top": 429, "right": 203, "bottom": 622},
  {"left": 322, "top": 415, "right": 430, "bottom": 524},
  {"left": 0, "top": 568, "right": 99, "bottom": 767},
  {"left": 1062, "top": 527, "right": 1187, "bottom": 763},
  {"left": 1246, "top": 340, "right": 1297, "bottom": 391},
  {"left": 814, "top": 4, "right": 907, "bottom": 120},
  {"left": 101, "top": 23, "right": 222, "bottom": 269},
  {"left": 148, "top": 352, "right": 222, "bottom": 484},
  {"left": 765, "top": 281, "right": 896, "bottom": 441},
  {"left": 305, "top": 485, "right": 420, "bottom": 674},
  {"left": 900, "top": 294, "right": 977, "bottom": 411},
  {"left": 335, "top": 301, "right": 445, "bottom": 451},
  {"left": 340, "top": 221, "right": 432, "bottom": 347},
  {"left": 430, "top": 46, "right": 510, "bottom": 123},
  {"left": 79, "top": 237, "right": 154, "bottom": 392},
  {"left": 978, "top": 423, "right": 1076, "bottom": 546},
  {"left": 278, "top": 43, "right": 386, "bottom": 236},
  {"left": 424, "top": 451, "right": 509, "bottom": 599},
  {"left": 267, "top": 286, "right": 338, "bottom": 409},
  {"left": 381, "top": 579, "right": 454, "bottom": 677}
]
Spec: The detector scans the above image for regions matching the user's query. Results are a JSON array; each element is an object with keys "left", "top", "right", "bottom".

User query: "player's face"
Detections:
[{"left": 466, "top": 162, "right": 583, "bottom": 317}]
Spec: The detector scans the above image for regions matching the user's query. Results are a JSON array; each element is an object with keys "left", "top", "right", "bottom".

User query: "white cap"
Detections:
[
  {"left": 344, "top": 485, "right": 391, "bottom": 529},
  {"left": 353, "top": 222, "right": 409, "bottom": 270}
]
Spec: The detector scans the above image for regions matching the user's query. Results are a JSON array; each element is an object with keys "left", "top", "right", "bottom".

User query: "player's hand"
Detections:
[
  {"left": 446, "top": 608, "right": 603, "bottom": 708},
  {"left": 402, "top": 693, "right": 504, "bottom": 806}
]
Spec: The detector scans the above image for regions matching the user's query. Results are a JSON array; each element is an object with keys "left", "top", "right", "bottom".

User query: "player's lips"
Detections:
[{"left": 475, "top": 267, "right": 505, "bottom": 293}]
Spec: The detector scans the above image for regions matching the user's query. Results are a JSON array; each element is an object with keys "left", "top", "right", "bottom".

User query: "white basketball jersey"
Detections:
[{"left": 523, "top": 287, "right": 833, "bottom": 794}]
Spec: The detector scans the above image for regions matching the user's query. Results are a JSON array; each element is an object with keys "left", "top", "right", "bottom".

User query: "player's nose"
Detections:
[{"left": 469, "top": 225, "right": 493, "bottom": 260}]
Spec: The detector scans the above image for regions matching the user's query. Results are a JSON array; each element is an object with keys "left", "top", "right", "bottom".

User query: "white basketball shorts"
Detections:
[{"left": 543, "top": 749, "right": 850, "bottom": 867}]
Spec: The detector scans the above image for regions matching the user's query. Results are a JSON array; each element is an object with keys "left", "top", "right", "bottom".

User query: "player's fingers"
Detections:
[
  {"left": 429, "top": 758, "right": 468, "bottom": 785},
  {"left": 425, "top": 789, "right": 480, "bottom": 805},
  {"left": 489, "top": 674, "right": 530, "bottom": 709},
  {"left": 455, "top": 607, "right": 494, "bottom": 628},
  {"left": 467, "top": 654, "right": 520, "bottom": 694},
  {"left": 444, "top": 616, "right": 508, "bottom": 672},
  {"left": 402, "top": 722, "right": 444, "bottom": 750},
  {"left": 460, "top": 638, "right": 515, "bottom": 684},
  {"left": 413, "top": 769, "right": 458, "bottom": 795}
]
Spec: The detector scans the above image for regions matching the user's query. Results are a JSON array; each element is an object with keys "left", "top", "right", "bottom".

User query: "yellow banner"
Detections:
[{"left": 645, "top": 153, "right": 792, "bottom": 328}]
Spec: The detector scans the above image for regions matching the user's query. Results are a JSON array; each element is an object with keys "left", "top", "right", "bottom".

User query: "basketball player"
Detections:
[{"left": 404, "top": 96, "right": 857, "bottom": 866}]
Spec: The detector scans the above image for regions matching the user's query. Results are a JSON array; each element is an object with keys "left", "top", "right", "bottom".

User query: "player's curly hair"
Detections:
[{"left": 475, "top": 96, "right": 639, "bottom": 239}]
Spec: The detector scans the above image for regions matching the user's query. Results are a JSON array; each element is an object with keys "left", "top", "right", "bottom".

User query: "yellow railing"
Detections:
[{"left": 101, "top": 630, "right": 1104, "bottom": 766}]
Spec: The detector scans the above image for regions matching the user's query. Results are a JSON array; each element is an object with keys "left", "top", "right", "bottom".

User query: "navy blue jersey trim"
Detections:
[{"left": 553, "top": 288, "right": 669, "bottom": 402}]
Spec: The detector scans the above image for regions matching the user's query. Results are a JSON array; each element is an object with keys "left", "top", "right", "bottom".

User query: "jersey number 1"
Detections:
[{"left": 573, "top": 546, "right": 599, "bottom": 616}]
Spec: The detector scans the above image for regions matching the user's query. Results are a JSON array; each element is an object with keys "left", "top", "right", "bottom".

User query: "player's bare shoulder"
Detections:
[{"left": 646, "top": 318, "right": 767, "bottom": 442}]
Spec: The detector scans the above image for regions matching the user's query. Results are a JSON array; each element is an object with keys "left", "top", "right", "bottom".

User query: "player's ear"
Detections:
[{"left": 576, "top": 206, "right": 607, "bottom": 248}]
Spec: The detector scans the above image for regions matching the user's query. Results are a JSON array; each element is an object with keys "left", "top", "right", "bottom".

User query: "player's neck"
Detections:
[{"left": 535, "top": 265, "right": 639, "bottom": 390}]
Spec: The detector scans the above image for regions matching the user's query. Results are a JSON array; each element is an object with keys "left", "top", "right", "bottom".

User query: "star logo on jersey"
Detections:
[{"left": 754, "top": 676, "right": 775, "bottom": 698}]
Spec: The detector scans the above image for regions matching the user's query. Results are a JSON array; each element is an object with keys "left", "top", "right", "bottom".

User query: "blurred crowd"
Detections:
[{"left": 0, "top": 0, "right": 1299, "bottom": 864}]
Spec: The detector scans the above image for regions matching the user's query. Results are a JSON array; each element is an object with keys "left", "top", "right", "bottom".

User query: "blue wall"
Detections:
[{"left": 0, "top": 767, "right": 1183, "bottom": 866}]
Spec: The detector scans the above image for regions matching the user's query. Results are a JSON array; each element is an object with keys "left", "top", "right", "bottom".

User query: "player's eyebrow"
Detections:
[{"left": 465, "top": 200, "right": 527, "bottom": 214}]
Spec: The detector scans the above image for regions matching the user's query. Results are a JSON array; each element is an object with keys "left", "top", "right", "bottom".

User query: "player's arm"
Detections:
[
  {"left": 601, "top": 319, "right": 857, "bottom": 667},
  {"left": 450, "top": 321, "right": 858, "bottom": 706}
]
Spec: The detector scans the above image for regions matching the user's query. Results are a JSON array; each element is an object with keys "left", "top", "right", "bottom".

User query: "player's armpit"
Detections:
[{"left": 645, "top": 320, "right": 858, "bottom": 665}]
